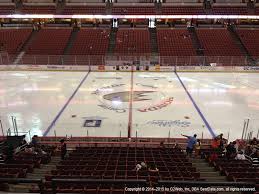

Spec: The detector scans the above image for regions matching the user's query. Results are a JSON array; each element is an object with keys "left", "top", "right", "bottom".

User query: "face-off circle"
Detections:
[{"left": 92, "top": 83, "right": 173, "bottom": 113}]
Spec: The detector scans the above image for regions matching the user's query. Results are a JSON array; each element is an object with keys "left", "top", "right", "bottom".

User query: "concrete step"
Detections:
[
  {"left": 200, "top": 171, "right": 221, "bottom": 177},
  {"left": 26, "top": 173, "right": 44, "bottom": 179},
  {"left": 197, "top": 167, "right": 216, "bottom": 172},
  {"left": 193, "top": 163, "right": 210, "bottom": 168},
  {"left": 41, "top": 164, "right": 56, "bottom": 168},
  {"left": 8, "top": 183, "right": 38, "bottom": 192},
  {"left": 205, "top": 176, "right": 227, "bottom": 181},
  {"left": 33, "top": 168, "right": 49, "bottom": 172}
]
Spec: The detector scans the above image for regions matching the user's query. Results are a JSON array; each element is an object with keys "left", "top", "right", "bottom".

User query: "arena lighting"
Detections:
[{"left": 1, "top": 14, "right": 259, "bottom": 19}]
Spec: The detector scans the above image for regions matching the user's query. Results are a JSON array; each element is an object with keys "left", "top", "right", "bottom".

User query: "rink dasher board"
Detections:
[{"left": 0, "top": 65, "right": 259, "bottom": 72}]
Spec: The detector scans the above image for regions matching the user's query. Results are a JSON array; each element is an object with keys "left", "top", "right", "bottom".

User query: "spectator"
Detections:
[
  {"left": 60, "top": 139, "right": 67, "bottom": 160},
  {"left": 235, "top": 151, "right": 246, "bottom": 160},
  {"left": 148, "top": 163, "right": 159, "bottom": 173},
  {"left": 244, "top": 144, "right": 253, "bottom": 156},
  {"left": 195, "top": 139, "right": 201, "bottom": 157},
  {"left": 216, "top": 133, "right": 227, "bottom": 152},
  {"left": 31, "top": 135, "right": 39, "bottom": 147},
  {"left": 133, "top": 161, "right": 147, "bottom": 172},
  {"left": 226, "top": 142, "right": 236, "bottom": 159},
  {"left": 181, "top": 134, "right": 197, "bottom": 157},
  {"left": 173, "top": 143, "right": 182, "bottom": 151},
  {"left": 250, "top": 137, "right": 258, "bottom": 147},
  {"left": 250, "top": 149, "right": 259, "bottom": 159},
  {"left": 24, "top": 145, "right": 34, "bottom": 154},
  {"left": 159, "top": 141, "right": 165, "bottom": 149},
  {"left": 233, "top": 141, "right": 239, "bottom": 153}
]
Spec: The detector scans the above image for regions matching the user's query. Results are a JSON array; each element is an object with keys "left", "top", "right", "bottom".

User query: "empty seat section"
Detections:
[
  {"left": 21, "top": 5, "right": 56, "bottom": 14},
  {"left": 45, "top": 146, "right": 200, "bottom": 193},
  {"left": 112, "top": 6, "right": 155, "bottom": 15},
  {"left": 256, "top": 6, "right": 259, "bottom": 15},
  {"left": 26, "top": 28, "right": 71, "bottom": 55},
  {"left": 196, "top": 29, "right": 243, "bottom": 56},
  {"left": 212, "top": 6, "right": 247, "bottom": 15},
  {"left": 157, "top": 29, "right": 196, "bottom": 56},
  {"left": 0, "top": 29, "right": 32, "bottom": 54},
  {"left": 70, "top": 28, "right": 110, "bottom": 55},
  {"left": 161, "top": 6, "right": 205, "bottom": 15},
  {"left": 114, "top": 29, "right": 151, "bottom": 55},
  {"left": 0, "top": 5, "right": 15, "bottom": 14},
  {"left": 237, "top": 29, "right": 259, "bottom": 59},
  {"left": 63, "top": 6, "right": 106, "bottom": 14}
]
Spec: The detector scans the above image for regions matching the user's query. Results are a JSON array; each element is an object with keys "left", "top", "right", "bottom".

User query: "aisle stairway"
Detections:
[
  {"left": 107, "top": 28, "right": 118, "bottom": 55},
  {"left": 227, "top": 25, "right": 255, "bottom": 65},
  {"left": 63, "top": 28, "right": 79, "bottom": 55},
  {"left": 149, "top": 28, "right": 158, "bottom": 55},
  {"left": 8, "top": 156, "right": 61, "bottom": 193},
  {"left": 191, "top": 158, "right": 241, "bottom": 194}
]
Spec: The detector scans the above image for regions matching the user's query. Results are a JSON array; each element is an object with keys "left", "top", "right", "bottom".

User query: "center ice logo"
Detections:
[{"left": 92, "top": 84, "right": 173, "bottom": 113}]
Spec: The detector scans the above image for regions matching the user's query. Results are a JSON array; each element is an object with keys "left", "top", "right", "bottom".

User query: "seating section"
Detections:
[
  {"left": 0, "top": 5, "right": 15, "bottom": 14},
  {"left": 212, "top": 6, "right": 248, "bottom": 15},
  {"left": 157, "top": 29, "right": 196, "bottom": 56},
  {"left": 196, "top": 29, "right": 243, "bottom": 56},
  {"left": 70, "top": 28, "right": 110, "bottom": 55},
  {"left": 161, "top": 6, "right": 205, "bottom": 15},
  {"left": 0, "top": 145, "right": 54, "bottom": 179},
  {"left": 112, "top": 6, "right": 156, "bottom": 15},
  {"left": 21, "top": 5, "right": 56, "bottom": 14},
  {"left": 114, "top": 29, "right": 151, "bottom": 55},
  {"left": 0, "top": 29, "right": 32, "bottom": 54},
  {"left": 26, "top": 28, "right": 72, "bottom": 55},
  {"left": 63, "top": 6, "right": 106, "bottom": 14},
  {"left": 213, "top": 158, "right": 259, "bottom": 185},
  {"left": 45, "top": 147, "right": 200, "bottom": 193},
  {"left": 237, "top": 29, "right": 259, "bottom": 58}
]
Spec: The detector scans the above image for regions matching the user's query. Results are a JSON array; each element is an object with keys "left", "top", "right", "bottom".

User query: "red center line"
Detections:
[{"left": 128, "top": 66, "right": 134, "bottom": 138}]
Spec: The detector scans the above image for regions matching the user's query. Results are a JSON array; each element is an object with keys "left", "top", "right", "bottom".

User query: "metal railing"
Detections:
[{"left": 1, "top": 53, "right": 258, "bottom": 66}]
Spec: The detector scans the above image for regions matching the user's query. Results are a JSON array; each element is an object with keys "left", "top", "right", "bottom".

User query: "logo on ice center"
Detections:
[{"left": 92, "top": 83, "right": 173, "bottom": 113}]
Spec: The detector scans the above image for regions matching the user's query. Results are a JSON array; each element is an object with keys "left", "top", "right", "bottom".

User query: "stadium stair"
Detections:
[
  {"left": 106, "top": 1, "right": 113, "bottom": 15},
  {"left": 63, "top": 27, "right": 79, "bottom": 55},
  {"left": 191, "top": 158, "right": 227, "bottom": 181},
  {"left": 107, "top": 27, "right": 118, "bottom": 55},
  {"left": 247, "top": 1, "right": 255, "bottom": 14},
  {"left": 14, "top": 0, "right": 22, "bottom": 13},
  {"left": 13, "top": 30, "right": 39, "bottom": 64},
  {"left": 227, "top": 25, "right": 255, "bottom": 65},
  {"left": 6, "top": 156, "right": 61, "bottom": 193},
  {"left": 188, "top": 26, "right": 204, "bottom": 56},
  {"left": 26, "top": 156, "right": 61, "bottom": 179},
  {"left": 190, "top": 158, "right": 241, "bottom": 194},
  {"left": 17, "top": 30, "right": 39, "bottom": 54},
  {"left": 56, "top": 0, "right": 66, "bottom": 15},
  {"left": 155, "top": 1, "right": 162, "bottom": 14},
  {"left": 149, "top": 28, "right": 159, "bottom": 55}
]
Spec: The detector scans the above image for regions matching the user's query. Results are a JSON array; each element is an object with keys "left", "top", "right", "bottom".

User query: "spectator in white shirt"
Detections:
[{"left": 235, "top": 151, "right": 246, "bottom": 160}]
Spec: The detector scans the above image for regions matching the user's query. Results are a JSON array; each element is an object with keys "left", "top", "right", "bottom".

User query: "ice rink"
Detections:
[{"left": 1, "top": 71, "right": 259, "bottom": 141}]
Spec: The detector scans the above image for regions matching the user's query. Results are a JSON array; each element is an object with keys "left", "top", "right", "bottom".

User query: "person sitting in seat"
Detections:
[
  {"left": 148, "top": 163, "right": 159, "bottom": 173},
  {"left": 235, "top": 151, "right": 246, "bottom": 160},
  {"left": 133, "top": 161, "right": 147, "bottom": 172}
]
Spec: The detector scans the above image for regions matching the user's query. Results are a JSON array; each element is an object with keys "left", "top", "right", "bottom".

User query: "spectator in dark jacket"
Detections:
[{"left": 60, "top": 139, "right": 67, "bottom": 160}]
